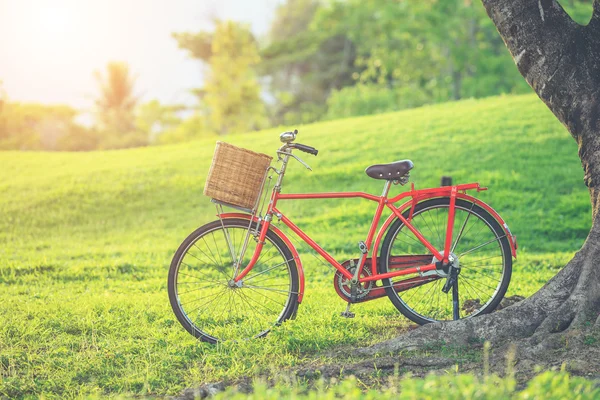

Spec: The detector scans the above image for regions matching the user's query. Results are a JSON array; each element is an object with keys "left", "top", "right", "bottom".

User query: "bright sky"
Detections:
[{"left": 0, "top": 0, "right": 276, "bottom": 110}]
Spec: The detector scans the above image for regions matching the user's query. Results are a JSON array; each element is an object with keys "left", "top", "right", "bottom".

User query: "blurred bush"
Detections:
[
  {"left": 153, "top": 113, "right": 213, "bottom": 145},
  {"left": 326, "top": 84, "right": 430, "bottom": 119},
  {"left": 0, "top": 102, "right": 97, "bottom": 151}
]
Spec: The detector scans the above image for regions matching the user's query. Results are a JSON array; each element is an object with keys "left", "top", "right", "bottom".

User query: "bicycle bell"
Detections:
[{"left": 280, "top": 129, "right": 298, "bottom": 143}]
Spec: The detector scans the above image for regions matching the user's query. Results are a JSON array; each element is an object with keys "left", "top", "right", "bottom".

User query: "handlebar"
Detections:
[
  {"left": 279, "top": 129, "right": 318, "bottom": 156},
  {"left": 292, "top": 143, "right": 318, "bottom": 156}
]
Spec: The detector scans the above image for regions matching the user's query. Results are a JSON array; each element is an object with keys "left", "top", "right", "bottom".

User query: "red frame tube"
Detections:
[
  {"left": 277, "top": 192, "right": 381, "bottom": 201},
  {"left": 443, "top": 186, "right": 459, "bottom": 263}
]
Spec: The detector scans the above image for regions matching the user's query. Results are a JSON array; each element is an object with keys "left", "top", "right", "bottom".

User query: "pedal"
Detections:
[{"left": 340, "top": 303, "right": 355, "bottom": 318}]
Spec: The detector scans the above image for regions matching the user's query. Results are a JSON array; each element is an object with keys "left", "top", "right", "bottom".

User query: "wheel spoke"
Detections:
[
  {"left": 177, "top": 282, "right": 225, "bottom": 296},
  {"left": 451, "top": 202, "right": 475, "bottom": 253},
  {"left": 243, "top": 284, "right": 297, "bottom": 295},
  {"left": 243, "top": 259, "right": 294, "bottom": 282},
  {"left": 459, "top": 235, "right": 506, "bottom": 258}
]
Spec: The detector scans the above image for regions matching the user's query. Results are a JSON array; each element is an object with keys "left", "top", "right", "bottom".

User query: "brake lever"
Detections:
[
  {"left": 276, "top": 150, "right": 312, "bottom": 171},
  {"left": 290, "top": 153, "right": 312, "bottom": 171}
]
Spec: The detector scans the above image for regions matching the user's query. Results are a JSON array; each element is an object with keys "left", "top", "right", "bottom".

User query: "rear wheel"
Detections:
[
  {"left": 380, "top": 198, "right": 512, "bottom": 325},
  {"left": 168, "top": 218, "right": 299, "bottom": 343}
]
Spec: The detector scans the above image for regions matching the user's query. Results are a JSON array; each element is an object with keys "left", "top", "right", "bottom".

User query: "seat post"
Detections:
[{"left": 381, "top": 180, "right": 392, "bottom": 198}]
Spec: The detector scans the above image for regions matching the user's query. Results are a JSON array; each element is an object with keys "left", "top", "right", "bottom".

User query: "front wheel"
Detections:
[
  {"left": 168, "top": 218, "right": 299, "bottom": 343},
  {"left": 380, "top": 198, "right": 512, "bottom": 325}
]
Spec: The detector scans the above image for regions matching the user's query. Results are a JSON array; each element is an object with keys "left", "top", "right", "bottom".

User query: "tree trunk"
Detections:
[{"left": 362, "top": 0, "right": 600, "bottom": 360}]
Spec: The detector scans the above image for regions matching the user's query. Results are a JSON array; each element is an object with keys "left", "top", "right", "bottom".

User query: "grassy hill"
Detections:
[{"left": 0, "top": 94, "right": 592, "bottom": 397}]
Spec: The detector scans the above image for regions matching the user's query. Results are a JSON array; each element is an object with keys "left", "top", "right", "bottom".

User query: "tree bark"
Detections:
[{"left": 362, "top": 0, "right": 600, "bottom": 360}]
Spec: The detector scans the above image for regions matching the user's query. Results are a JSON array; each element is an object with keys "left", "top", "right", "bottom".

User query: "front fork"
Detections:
[{"left": 232, "top": 215, "right": 272, "bottom": 283}]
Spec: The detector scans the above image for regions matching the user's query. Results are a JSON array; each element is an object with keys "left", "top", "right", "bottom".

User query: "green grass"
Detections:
[
  {"left": 0, "top": 94, "right": 592, "bottom": 398},
  {"left": 211, "top": 370, "right": 600, "bottom": 399}
]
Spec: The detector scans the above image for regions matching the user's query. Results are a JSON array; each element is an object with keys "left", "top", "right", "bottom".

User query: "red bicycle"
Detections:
[{"left": 168, "top": 130, "right": 517, "bottom": 343}]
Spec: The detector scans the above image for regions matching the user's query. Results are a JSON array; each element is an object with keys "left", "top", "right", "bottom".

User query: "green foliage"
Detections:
[
  {"left": 179, "top": 20, "right": 268, "bottom": 135},
  {"left": 172, "top": 30, "right": 213, "bottom": 63},
  {"left": 264, "top": 0, "right": 583, "bottom": 122},
  {"left": 315, "top": 0, "right": 530, "bottom": 110},
  {"left": 0, "top": 94, "right": 592, "bottom": 397},
  {"left": 135, "top": 100, "right": 184, "bottom": 144},
  {"left": 259, "top": 0, "right": 356, "bottom": 125},
  {"left": 326, "top": 83, "right": 430, "bottom": 119},
  {"left": 0, "top": 98, "right": 206, "bottom": 151},
  {"left": 94, "top": 62, "right": 145, "bottom": 148},
  {"left": 562, "top": 0, "right": 594, "bottom": 25},
  {"left": 0, "top": 102, "right": 95, "bottom": 151},
  {"left": 153, "top": 113, "right": 214, "bottom": 145},
  {"left": 205, "top": 21, "right": 267, "bottom": 134}
]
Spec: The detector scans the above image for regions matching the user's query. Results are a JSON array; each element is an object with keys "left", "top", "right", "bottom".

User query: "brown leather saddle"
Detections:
[{"left": 365, "top": 160, "right": 414, "bottom": 180}]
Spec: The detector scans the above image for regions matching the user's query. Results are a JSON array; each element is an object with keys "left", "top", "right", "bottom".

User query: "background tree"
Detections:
[
  {"left": 203, "top": 21, "right": 267, "bottom": 135},
  {"left": 171, "top": 0, "right": 591, "bottom": 127},
  {"left": 135, "top": 100, "right": 184, "bottom": 144},
  {"left": 360, "top": 0, "right": 600, "bottom": 367},
  {"left": 172, "top": 30, "right": 213, "bottom": 101},
  {"left": 319, "top": 0, "right": 532, "bottom": 119},
  {"left": 0, "top": 80, "right": 6, "bottom": 114},
  {"left": 259, "top": 0, "right": 356, "bottom": 124},
  {"left": 0, "top": 102, "right": 93, "bottom": 151},
  {"left": 0, "top": 81, "right": 6, "bottom": 144},
  {"left": 175, "top": 21, "right": 267, "bottom": 135},
  {"left": 94, "top": 62, "right": 145, "bottom": 148}
]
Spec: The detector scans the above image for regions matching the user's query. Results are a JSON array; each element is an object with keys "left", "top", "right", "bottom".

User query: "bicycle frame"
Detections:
[
  {"left": 223, "top": 144, "right": 517, "bottom": 305},
  {"left": 232, "top": 181, "right": 497, "bottom": 285}
]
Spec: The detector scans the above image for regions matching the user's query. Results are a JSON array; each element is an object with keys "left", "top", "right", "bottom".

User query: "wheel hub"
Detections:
[
  {"left": 432, "top": 251, "right": 460, "bottom": 277},
  {"left": 228, "top": 279, "right": 243, "bottom": 289}
]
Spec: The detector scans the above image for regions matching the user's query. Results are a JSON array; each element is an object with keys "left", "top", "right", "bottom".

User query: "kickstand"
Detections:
[{"left": 340, "top": 303, "right": 355, "bottom": 318}]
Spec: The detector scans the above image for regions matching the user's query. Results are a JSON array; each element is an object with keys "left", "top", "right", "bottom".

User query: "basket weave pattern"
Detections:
[{"left": 204, "top": 142, "right": 273, "bottom": 210}]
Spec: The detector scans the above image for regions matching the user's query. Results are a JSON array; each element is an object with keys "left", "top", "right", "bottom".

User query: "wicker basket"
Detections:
[{"left": 204, "top": 142, "right": 273, "bottom": 210}]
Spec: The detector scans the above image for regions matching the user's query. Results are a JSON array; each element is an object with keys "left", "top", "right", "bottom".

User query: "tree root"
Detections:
[{"left": 359, "top": 237, "right": 600, "bottom": 366}]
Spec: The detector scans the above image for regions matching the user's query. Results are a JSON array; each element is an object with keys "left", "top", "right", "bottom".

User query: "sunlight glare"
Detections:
[{"left": 31, "top": 4, "right": 74, "bottom": 42}]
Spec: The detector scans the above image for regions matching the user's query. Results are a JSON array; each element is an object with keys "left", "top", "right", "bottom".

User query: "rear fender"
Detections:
[
  {"left": 371, "top": 193, "right": 517, "bottom": 273},
  {"left": 217, "top": 212, "right": 305, "bottom": 303},
  {"left": 457, "top": 193, "right": 517, "bottom": 259}
]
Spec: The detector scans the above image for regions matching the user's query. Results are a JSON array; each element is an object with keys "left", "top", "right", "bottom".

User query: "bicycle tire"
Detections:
[
  {"left": 380, "top": 197, "right": 512, "bottom": 325},
  {"left": 168, "top": 218, "right": 299, "bottom": 343}
]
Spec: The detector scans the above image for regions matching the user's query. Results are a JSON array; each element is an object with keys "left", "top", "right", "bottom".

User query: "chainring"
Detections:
[{"left": 333, "top": 260, "right": 375, "bottom": 302}]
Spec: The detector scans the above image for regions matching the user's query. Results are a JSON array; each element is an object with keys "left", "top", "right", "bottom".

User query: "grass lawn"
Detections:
[{"left": 0, "top": 94, "right": 592, "bottom": 398}]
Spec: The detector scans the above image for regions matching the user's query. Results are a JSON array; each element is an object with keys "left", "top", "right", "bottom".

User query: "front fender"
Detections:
[{"left": 216, "top": 212, "right": 305, "bottom": 303}]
